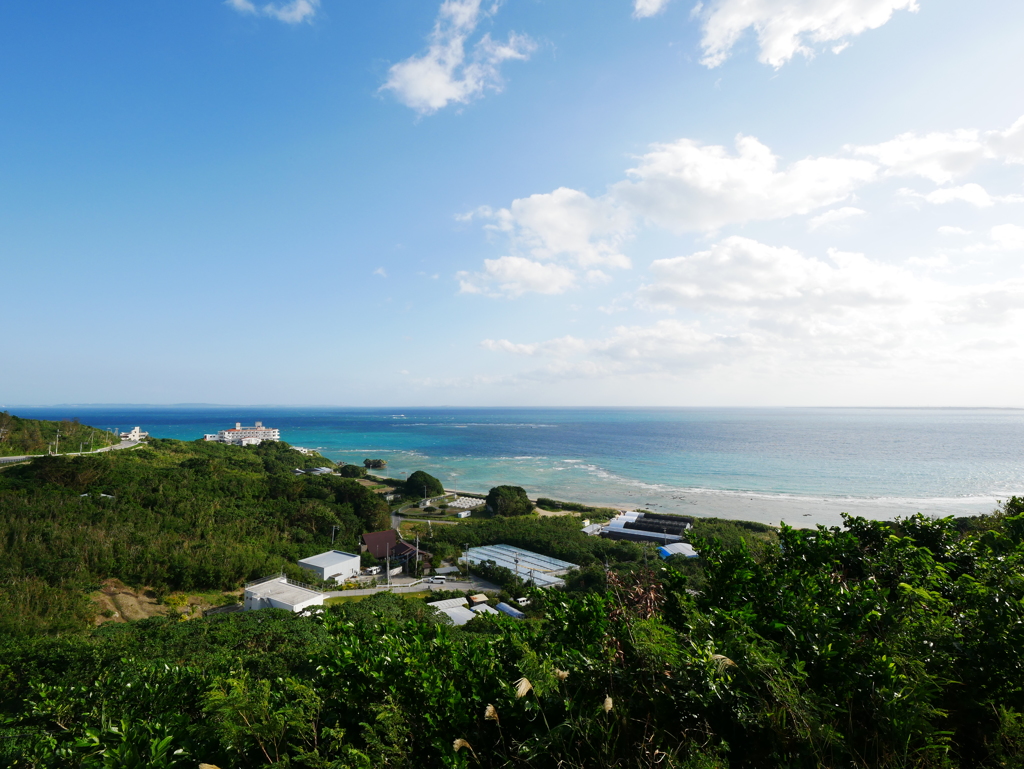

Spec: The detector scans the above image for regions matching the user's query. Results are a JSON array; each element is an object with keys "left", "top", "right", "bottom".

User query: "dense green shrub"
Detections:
[
  {"left": 337, "top": 464, "right": 368, "bottom": 478},
  {"left": 486, "top": 485, "right": 533, "bottom": 516},
  {"left": 3, "top": 503, "right": 1024, "bottom": 767},
  {"left": 405, "top": 470, "right": 444, "bottom": 499}
]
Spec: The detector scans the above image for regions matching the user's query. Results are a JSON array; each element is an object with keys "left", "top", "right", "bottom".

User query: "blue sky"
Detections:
[{"left": 2, "top": 0, "right": 1022, "bottom": 407}]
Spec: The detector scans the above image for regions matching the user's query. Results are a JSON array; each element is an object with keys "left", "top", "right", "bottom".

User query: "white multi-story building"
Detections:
[
  {"left": 119, "top": 427, "right": 149, "bottom": 441},
  {"left": 203, "top": 421, "right": 280, "bottom": 446}
]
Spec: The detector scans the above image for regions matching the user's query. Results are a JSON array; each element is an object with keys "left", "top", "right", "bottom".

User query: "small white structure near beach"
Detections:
[
  {"left": 244, "top": 575, "right": 324, "bottom": 613},
  {"left": 298, "top": 550, "right": 361, "bottom": 582}
]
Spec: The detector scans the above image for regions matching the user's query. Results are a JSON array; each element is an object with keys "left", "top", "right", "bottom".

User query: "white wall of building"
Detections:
[{"left": 298, "top": 550, "right": 361, "bottom": 582}]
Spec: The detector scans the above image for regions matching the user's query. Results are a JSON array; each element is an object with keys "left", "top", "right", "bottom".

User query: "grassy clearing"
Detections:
[{"left": 325, "top": 590, "right": 432, "bottom": 605}]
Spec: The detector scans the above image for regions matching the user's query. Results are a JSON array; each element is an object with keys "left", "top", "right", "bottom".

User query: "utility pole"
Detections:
[
  {"left": 415, "top": 533, "right": 420, "bottom": 579},
  {"left": 331, "top": 525, "right": 339, "bottom": 545},
  {"left": 54, "top": 428, "right": 60, "bottom": 456}
]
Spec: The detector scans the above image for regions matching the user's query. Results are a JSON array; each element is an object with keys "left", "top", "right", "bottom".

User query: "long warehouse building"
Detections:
[{"left": 465, "top": 544, "right": 577, "bottom": 588}]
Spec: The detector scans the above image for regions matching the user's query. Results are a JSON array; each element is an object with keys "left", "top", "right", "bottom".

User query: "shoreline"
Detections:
[
  {"left": 441, "top": 484, "right": 1005, "bottom": 529},
  {"left": 649, "top": 490, "right": 1003, "bottom": 528}
]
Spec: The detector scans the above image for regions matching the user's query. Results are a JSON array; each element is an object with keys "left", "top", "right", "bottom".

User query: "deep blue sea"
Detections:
[{"left": 10, "top": 407, "right": 1024, "bottom": 526}]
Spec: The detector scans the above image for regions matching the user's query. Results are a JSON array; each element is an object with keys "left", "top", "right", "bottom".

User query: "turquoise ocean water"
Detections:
[{"left": 10, "top": 407, "right": 1024, "bottom": 526}]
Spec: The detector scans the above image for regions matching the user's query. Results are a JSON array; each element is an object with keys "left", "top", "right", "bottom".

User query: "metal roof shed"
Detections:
[
  {"left": 658, "top": 542, "right": 698, "bottom": 559},
  {"left": 496, "top": 602, "right": 526, "bottom": 619},
  {"left": 427, "top": 597, "right": 470, "bottom": 610}
]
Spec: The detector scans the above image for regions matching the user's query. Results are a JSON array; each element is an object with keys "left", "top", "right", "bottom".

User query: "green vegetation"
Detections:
[
  {"left": 337, "top": 463, "right": 368, "bottom": 478},
  {"left": 2, "top": 502, "right": 1024, "bottom": 766},
  {"left": 536, "top": 497, "right": 618, "bottom": 518},
  {"left": 485, "top": 484, "right": 534, "bottom": 516},
  {"left": 0, "top": 437, "right": 390, "bottom": 636},
  {"left": 2, "top": 432, "right": 1024, "bottom": 767},
  {"left": 688, "top": 516, "right": 778, "bottom": 554},
  {"left": 405, "top": 469, "right": 444, "bottom": 499},
  {"left": 0, "top": 412, "right": 119, "bottom": 457}
]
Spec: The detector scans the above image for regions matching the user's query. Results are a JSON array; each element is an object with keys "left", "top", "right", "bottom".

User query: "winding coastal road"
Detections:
[{"left": 0, "top": 439, "right": 143, "bottom": 465}]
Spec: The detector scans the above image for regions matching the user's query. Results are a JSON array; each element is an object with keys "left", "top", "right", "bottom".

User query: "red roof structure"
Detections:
[
  {"left": 361, "top": 529, "right": 398, "bottom": 559},
  {"left": 392, "top": 541, "right": 431, "bottom": 562}
]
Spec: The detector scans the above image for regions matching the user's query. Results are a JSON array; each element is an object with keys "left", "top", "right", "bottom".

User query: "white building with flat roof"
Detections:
[
  {"left": 243, "top": 575, "right": 324, "bottom": 613},
  {"left": 204, "top": 421, "right": 281, "bottom": 446},
  {"left": 298, "top": 550, "right": 361, "bottom": 582},
  {"left": 120, "top": 427, "right": 148, "bottom": 441}
]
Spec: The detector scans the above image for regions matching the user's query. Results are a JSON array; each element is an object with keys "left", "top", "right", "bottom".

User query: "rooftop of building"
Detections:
[
  {"left": 298, "top": 550, "right": 360, "bottom": 568},
  {"left": 245, "top": 576, "right": 322, "bottom": 604}
]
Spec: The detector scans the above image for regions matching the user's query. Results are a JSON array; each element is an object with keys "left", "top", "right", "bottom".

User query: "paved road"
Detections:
[
  {"left": 0, "top": 439, "right": 142, "bottom": 465},
  {"left": 324, "top": 575, "right": 501, "bottom": 599}
]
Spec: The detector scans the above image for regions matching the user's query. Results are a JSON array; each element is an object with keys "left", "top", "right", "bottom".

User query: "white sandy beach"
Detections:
[{"left": 607, "top": 491, "right": 1005, "bottom": 529}]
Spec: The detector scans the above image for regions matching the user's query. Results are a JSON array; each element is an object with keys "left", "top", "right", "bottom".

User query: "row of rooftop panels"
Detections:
[{"left": 465, "top": 545, "right": 577, "bottom": 588}]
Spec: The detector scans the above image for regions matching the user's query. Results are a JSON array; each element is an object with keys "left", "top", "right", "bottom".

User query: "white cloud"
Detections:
[
  {"left": 907, "top": 254, "right": 950, "bottom": 271},
  {"left": 481, "top": 336, "right": 587, "bottom": 356},
  {"left": 226, "top": 0, "right": 319, "bottom": 23},
  {"left": 633, "top": 0, "right": 673, "bottom": 18},
  {"left": 938, "top": 226, "right": 971, "bottom": 236},
  {"left": 482, "top": 320, "right": 742, "bottom": 376},
  {"left": 457, "top": 188, "right": 632, "bottom": 297},
  {"left": 460, "top": 116, "right": 1024, "bottom": 298},
  {"left": 374, "top": 267, "right": 388, "bottom": 278},
  {"left": 854, "top": 117, "right": 1024, "bottom": 183},
  {"left": 613, "top": 135, "right": 877, "bottom": 232},
  {"left": 481, "top": 237, "right": 1024, "bottom": 385},
  {"left": 808, "top": 206, "right": 866, "bottom": 230},
  {"left": 991, "top": 224, "right": 1024, "bottom": 251},
  {"left": 459, "top": 256, "right": 577, "bottom": 296},
  {"left": 916, "top": 184, "right": 1024, "bottom": 208},
  {"left": 592, "top": 319, "right": 742, "bottom": 368},
  {"left": 381, "top": 0, "right": 535, "bottom": 114},
  {"left": 482, "top": 188, "right": 633, "bottom": 268},
  {"left": 696, "top": 0, "right": 918, "bottom": 68},
  {"left": 989, "top": 115, "right": 1024, "bottom": 164},
  {"left": 638, "top": 236, "right": 910, "bottom": 311},
  {"left": 855, "top": 129, "right": 987, "bottom": 184}
]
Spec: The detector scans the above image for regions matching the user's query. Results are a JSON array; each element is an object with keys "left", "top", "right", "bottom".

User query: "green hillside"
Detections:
[
  {"left": 0, "top": 437, "right": 391, "bottom": 635},
  {"left": 0, "top": 411, "right": 120, "bottom": 457},
  {"left": 1, "top": 438, "right": 1023, "bottom": 767}
]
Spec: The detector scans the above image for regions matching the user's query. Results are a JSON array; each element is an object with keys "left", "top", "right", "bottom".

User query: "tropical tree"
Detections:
[
  {"left": 486, "top": 485, "right": 533, "bottom": 517},
  {"left": 405, "top": 470, "right": 444, "bottom": 499}
]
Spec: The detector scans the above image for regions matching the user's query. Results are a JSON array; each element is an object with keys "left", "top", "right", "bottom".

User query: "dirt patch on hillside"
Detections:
[
  {"left": 90, "top": 579, "right": 242, "bottom": 626},
  {"left": 92, "top": 579, "right": 168, "bottom": 625}
]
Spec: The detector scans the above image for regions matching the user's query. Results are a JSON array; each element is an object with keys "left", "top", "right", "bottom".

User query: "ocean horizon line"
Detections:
[{"left": 5, "top": 404, "right": 1024, "bottom": 411}]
